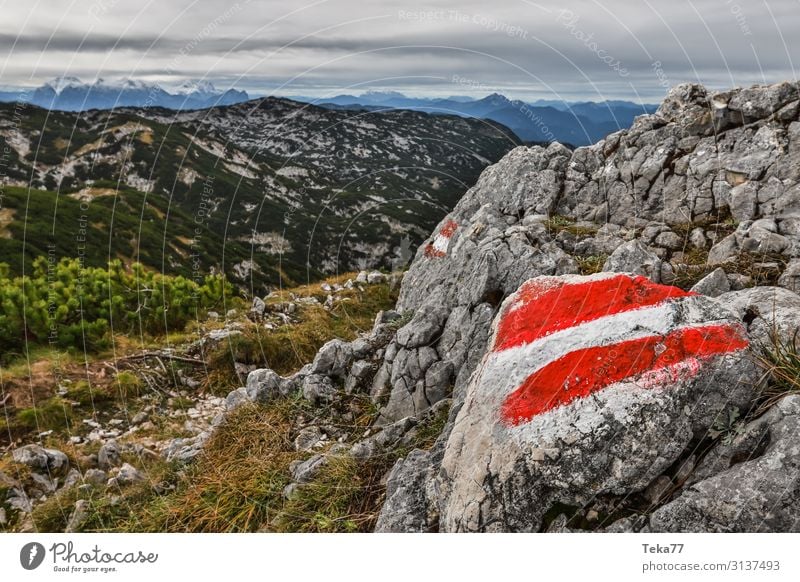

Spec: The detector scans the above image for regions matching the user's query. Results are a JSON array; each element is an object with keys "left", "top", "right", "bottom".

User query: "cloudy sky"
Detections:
[{"left": 1, "top": 0, "right": 798, "bottom": 101}]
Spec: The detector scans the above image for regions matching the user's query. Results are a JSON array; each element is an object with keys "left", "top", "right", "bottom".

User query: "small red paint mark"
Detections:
[
  {"left": 424, "top": 220, "right": 458, "bottom": 258},
  {"left": 493, "top": 275, "right": 695, "bottom": 353},
  {"left": 500, "top": 324, "right": 749, "bottom": 426}
]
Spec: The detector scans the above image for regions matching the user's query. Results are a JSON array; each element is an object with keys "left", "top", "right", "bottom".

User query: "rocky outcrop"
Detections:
[
  {"left": 374, "top": 82, "right": 800, "bottom": 532},
  {"left": 437, "top": 273, "right": 757, "bottom": 531},
  {"left": 650, "top": 394, "right": 800, "bottom": 532},
  {"left": 226, "top": 82, "right": 800, "bottom": 533}
]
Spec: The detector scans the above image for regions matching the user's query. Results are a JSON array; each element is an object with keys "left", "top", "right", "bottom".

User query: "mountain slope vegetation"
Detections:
[{"left": 0, "top": 98, "right": 518, "bottom": 290}]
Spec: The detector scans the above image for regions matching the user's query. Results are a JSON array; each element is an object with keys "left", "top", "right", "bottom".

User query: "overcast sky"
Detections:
[{"left": 1, "top": 0, "right": 798, "bottom": 101}]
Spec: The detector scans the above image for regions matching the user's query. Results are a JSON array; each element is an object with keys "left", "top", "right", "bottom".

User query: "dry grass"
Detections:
[
  {"left": 27, "top": 397, "right": 450, "bottom": 533},
  {"left": 575, "top": 254, "right": 608, "bottom": 275},
  {"left": 7, "top": 274, "right": 407, "bottom": 533},
  {"left": 544, "top": 215, "right": 598, "bottom": 237},
  {"left": 205, "top": 282, "right": 398, "bottom": 393},
  {"left": 133, "top": 400, "right": 306, "bottom": 532},
  {"left": 753, "top": 330, "right": 800, "bottom": 416}
]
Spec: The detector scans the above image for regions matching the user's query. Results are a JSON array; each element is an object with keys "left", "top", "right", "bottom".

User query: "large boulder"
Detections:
[{"left": 436, "top": 273, "right": 759, "bottom": 532}]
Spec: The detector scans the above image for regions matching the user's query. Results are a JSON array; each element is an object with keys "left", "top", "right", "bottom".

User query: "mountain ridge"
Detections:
[
  {"left": 292, "top": 90, "right": 658, "bottom": 146},
  {"left": 0, "top": 77, "right": 250, "bottom": 112},
  {"left": 0, "top": 96, "right": 519, "bottom": 288}
]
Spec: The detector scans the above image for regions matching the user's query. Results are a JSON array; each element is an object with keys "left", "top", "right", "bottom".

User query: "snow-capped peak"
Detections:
[
  {"left": 177, "top": 80, "right": 219, "bottom": 96},
  {"left": 93, "top": 77, "right": 156, "bottom": 91},
  {"left": 44, "top": 76, "right": 84, "bottom": 94}
]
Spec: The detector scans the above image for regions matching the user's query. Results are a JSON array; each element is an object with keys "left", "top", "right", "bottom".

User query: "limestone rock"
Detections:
[
  {"left": 65, "top": 499, "right": 90, "bottom": 533},
  {"left": 294, "top": 426, "right": 325, "bottom": 452},
  {"left": 691, "top": 268, "right": 730, "bottom": 297},
  {"left": 98, "top": 440, "right": 121, "bottom": 470},
  {"left": 602, "top": 240, "right": 664, "bottom": 282},
  {"left": 651, "top": 395, "right": 800, "bottom": 532},
  {"left": 437, "top": 273, "right": 758, "bottom": 532},
  {"left": 309, "top": 339, "right": 354, "bottom": 378},
  {"left": 12, "top": 445, "right": 69, "bottom": 474},
  {"left": 718, "top": 286, "right": 800, "bottom": 345},
  {"left": 778, "top": 259, "right": 800, "bottom": 292},
  {"left": 246, "top": 368, "right": 283, "bottom": 402},
  {"left": 375, "top": 450, "right": 432, "bottom": 532}
]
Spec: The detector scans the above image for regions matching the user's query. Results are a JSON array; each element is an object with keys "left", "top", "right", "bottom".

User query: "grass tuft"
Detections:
[
  {"left": 575, "top": 254, "right": 608, "bottom": 275},
  {"left": 754, "top": 330, "right": 800, "bottom": 416}
]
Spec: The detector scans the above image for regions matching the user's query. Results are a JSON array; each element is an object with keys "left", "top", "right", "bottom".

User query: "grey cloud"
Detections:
[{"left": 0, "top": 0, "right": 798, "bottom": 100}]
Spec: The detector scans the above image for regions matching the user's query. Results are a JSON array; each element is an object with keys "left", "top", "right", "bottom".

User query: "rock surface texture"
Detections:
[
  {"left": 438, "top": 273, "right": 757, "bottom": 532},
  {"left": 374, "top": 82, "right": 800, "bottom": 532},
  {"left": 232, "top": 82, "right": 800, "bottom": 532}
]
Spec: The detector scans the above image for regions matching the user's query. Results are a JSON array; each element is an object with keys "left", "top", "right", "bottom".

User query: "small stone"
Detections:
[
  {"left": 778, "top": 259, "right": 800, "bottom": 292},
  {"left": 62, "top": 468, "right": 82, "bottom": 489},
  {"left": 654, "top": 231, "right": 683, "bottom": 251},
  {"left": 131, "top": 411, "right": 149, "bottom": 425},
  {"left": 602, "top": 240, "right": 665, "bottom": 282},
  {"left": 12, "top": 445, "right": 69, "bottom": 474},
  {"left": 283, "top": 483, "right": 299, "bottom": 500},
  {"left": 301, "top": 375, "right": 336, "bottom": 405},
  {"left": 114, "top": 463, "right": 145, "bottom": 486},
  {"left": 250, "top": 296, "right": 266, "bottom": 317},
  {"left": 691, "top": 268, "right": 731, "bottom": 297},
  {"left": 689, "top": 228, "right": 707, "bottom": 249},
  {"left": 65, "top": 499, "right": 89, "bottom": 532},
  {"left": 727, "top": 273, "right": 752, "bottom": 290},
  {"left": 367, "top": 271, "right": 386, "bottom": 284},
  {"left": 290, "top": 454, "right": 328, "bottom": 483},
  {"left": 98, "top": 440, "right": 122, "bottom": 470},
  {"left": 224, "top": 387, "right": 249, "bottom": 410},
  {"left": 294, "top": 426, "right": 325, "bottom": 452},
  {"left": 30, "top": 471, "right": 57, "bottom": 494},
  {"left": 84, "top": 468, "right": 108, "bottom": 486}
]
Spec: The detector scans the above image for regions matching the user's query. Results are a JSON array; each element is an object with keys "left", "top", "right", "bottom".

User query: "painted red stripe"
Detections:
[
  {"left": 500, "top": 324, "right": 749, "bottom": 426},
  {"left": 424, "top": 220, "right": 458, "bottom": 258},
  {"left": 493, "top": 275, "right": 695, "bottom": 353},
  {"left": 439, "top": 220, "right": 458, "bottom": 238}
]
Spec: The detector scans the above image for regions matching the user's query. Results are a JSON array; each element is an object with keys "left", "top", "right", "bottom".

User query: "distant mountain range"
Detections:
[
  {"left": 291, "top": 91, "right": 658, "bottom": 146},
  {"left": 0, "top": 77, "right": 250, "bottom": 112},
  {"left": 0, "top": 81, "right": 655, "bottom": 146}
]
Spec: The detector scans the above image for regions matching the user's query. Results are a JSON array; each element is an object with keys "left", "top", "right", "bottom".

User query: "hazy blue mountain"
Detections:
[{"left": 294, "top": 91, "right": 658, "bottom": 146}]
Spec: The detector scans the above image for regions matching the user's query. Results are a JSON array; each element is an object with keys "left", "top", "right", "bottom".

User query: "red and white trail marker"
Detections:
[
  {"left": 424, "top": 220, "right": 458, "bottom": 258},
  {"left": 480, "top": 273, "right": 750, "bottom": 427}
]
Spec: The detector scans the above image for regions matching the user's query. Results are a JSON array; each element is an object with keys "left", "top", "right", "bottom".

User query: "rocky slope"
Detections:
[
  {"left": 5, "top": 81, "right": 800, "bottom": 533},
  {"left": 236, "top": 81, "right": 800, "bottom": 532},
  {"left": 0, "top": 98, "right": 517, "bottom": 288}
]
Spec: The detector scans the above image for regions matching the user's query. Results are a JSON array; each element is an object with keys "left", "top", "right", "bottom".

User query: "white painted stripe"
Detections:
[
  {"left": 476, "top": 296, "right": 738, "bottom": 407},
  {"left": 431, "top": 233, "right": 451, "bottom": 255}
]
